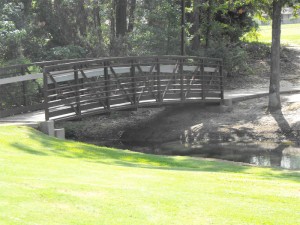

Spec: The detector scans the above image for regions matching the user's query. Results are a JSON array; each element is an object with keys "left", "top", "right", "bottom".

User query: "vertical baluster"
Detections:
[
  {"left": 43, "top": 68, "right": 49, "bottom": 121},
  {"left": 104, "top": 61, "right": 111, "bottom": 111},
  {"left": 21, "top": 66, "right": 28, "bottom": 107},
  {"left": 219, "top": 60, "right": 224, "bottom": 100},
  {"left": 156, "top": 58, "right": 161, "bottom": 103},
  {"left": 200, "top": 59, "right": 205, "bottom": 100},
  {"left": 74, "top": 66, "right": 82, "bottom": 118},
  {"left": 180, "top": 58, "right": 184, "bottom": 101},
  {"left": 131, "top": 60, "right": 137, "bottom": 107}
]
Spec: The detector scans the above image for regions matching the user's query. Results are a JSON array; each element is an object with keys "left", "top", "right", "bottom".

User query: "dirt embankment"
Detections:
[{"left": 59, "top": 94, "right": 300, "bottom": 147}]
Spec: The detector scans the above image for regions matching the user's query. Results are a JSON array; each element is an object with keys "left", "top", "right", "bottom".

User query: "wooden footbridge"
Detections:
[{"left": 0, "top": 56, "right": 224, "bottom": 121}]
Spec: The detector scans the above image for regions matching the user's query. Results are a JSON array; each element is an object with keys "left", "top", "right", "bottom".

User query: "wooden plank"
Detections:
[
  {"left": 49, "top": 107, "right": 76, "bottom": 118},
  {"left": 0, "top": 73, "right": 43, "bottom": 85}
]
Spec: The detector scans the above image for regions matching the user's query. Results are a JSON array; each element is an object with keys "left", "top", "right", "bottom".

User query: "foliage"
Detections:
[
  {"left": 127, "top": 0, "right": 181, "bottom": 56},
  {"left": 44, "top": 45, "right": 87, "bottom": 60},
  {"left": 0, "top": 1, "right": 26, "bottom": 61},
  {"left": 0, "top": 0, "right": 297, "bottom": 77},
  {"left": 204, "top": 41, "right": 251, "bottom": 75},
  {"left": 243, "top": 42, "right": 271, "bottom": 60},
  {"left": 0, "top": 0, "right": 259, "bottom": 64}
]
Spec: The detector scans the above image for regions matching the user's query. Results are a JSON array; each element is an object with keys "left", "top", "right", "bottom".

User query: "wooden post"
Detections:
[
  {"left": 74, "top": 66, "right": 82, "bottom": 117},
  {"left": 156, "top": 58, "right": 161, "bottom": 103},
  {"left": 200, "top": 59, "right": 205, "bottom": 100},
  {"left": 219, "top": 61, "right": 224, "bottom": 100},
  {"left": 180, "top": 59, "right": 185, "bottom": 101},
  {"left": 104, "top": 61, "right": 111, "bottom": 111},
  {"left": 43, "top": 68, "right": 50, "bottom": 121},
  {"left": 21, "top": 66, "right": 28, "bottom": 107},
  {"left": 131, "top": 60, "right": 137, "bottom": 106}
]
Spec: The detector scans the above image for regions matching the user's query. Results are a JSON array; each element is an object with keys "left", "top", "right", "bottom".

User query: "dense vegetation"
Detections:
[
  {"left": 0, "top": 0, "right": 259, "bottom": 73},
  {"left": 1, "top": 126, "right": 299, "bottom": 224}
]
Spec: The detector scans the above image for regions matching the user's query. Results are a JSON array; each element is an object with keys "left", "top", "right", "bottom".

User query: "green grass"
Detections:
[
  {"left": 257, "top": 23, "right": 300, "bottom": 46},
  {"left": 0, "top": 126, "right": 299, "bottom": 225}
]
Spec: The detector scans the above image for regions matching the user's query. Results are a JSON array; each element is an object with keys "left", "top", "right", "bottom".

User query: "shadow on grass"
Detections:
[{"left": 8, "top": 127, "right": 300, "bottom": 183}]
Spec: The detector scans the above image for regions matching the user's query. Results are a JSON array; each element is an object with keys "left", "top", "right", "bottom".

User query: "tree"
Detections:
[
  {"left": 268, "top": 0, "right": 283, "bottom": 112},
  {"left": 128, "top": 0, "right": 136, "bottom": 32},
  {"left": 115, "top": 0, "right": 127, "bottom": 37},
  {"left": 266, "top": 0, "right": 298, "bottom": 112}
]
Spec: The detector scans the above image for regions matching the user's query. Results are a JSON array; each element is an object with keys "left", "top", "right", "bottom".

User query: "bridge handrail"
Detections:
[
  {"left": 43, "top": 55, "right": 222, "bottom": 73},
  {"left": 0, "top": 58, "right": 94, "bottom": 78}
]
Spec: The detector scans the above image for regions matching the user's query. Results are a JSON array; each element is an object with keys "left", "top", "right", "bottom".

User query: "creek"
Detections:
[{"left": 90, "top": 139, "right": 300, "bottom": 170}]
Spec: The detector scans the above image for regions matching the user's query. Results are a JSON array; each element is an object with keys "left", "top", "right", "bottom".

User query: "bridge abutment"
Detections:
[
  {"left": 220, "top": 98, "right": 233, "bottom": 112},
  {"left": 39, "top": 120, "right": 65, "bottom": 139}
]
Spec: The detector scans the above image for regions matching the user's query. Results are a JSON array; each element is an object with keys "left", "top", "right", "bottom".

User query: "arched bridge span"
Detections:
[{"left": 43, "top": 55, "right": 224, "bottom": 121}]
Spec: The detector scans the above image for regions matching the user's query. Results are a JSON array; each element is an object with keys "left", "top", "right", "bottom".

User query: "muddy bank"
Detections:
[
  {"left": 58, "top": 94, "right": 300, "bottom": 148},
  {"left": 57, "top": 94, "right": 300, "bottom": 169}
]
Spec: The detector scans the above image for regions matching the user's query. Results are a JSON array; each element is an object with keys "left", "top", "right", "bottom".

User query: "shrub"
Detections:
[{"left": 44, "top": 45, "right": 87, "bottom": 60}]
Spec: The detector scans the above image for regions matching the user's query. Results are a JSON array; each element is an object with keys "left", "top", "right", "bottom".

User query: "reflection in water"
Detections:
[
  {"left": 121, "top": 141, "right": 300, "bottom": 170},
  {"left": 249, "top": 154, "right": 300, "bottom": 169},
  {"left": 94, "top": 139, "right": 300, "bottom": 170},
  {"left": 250, "top": 155, "right": 271, "bottom": 167},
  {"left": 281, "top": 155, "right": 300, "bottom": 170}
]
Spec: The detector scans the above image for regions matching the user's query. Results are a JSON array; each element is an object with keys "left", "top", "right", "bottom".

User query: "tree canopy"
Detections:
[{"left": 0, "top": 0, "right": 258, "bottom": 65}]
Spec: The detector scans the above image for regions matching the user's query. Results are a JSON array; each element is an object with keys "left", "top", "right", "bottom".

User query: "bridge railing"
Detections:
[
  {"left": 0, "top": 58, "right": 92, "bottom": 117},
  {"left": 43, "top": 56, "right": 223, "bottom": 121}
]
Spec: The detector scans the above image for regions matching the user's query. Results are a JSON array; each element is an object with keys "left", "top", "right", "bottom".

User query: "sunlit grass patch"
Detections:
[
  {"left": 257, "top": 23, "right": 300, "bottom": 46},
  {"left": 0, "top": 126, "right": 299, "bottom": 225}
]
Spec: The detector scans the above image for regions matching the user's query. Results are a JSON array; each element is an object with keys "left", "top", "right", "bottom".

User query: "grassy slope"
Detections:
[
  {"left": 0, "top": 126, "right": 299, "bottom": 225},
  {"left": 258, "top": 23, "right": 300, "bottom": 45}
]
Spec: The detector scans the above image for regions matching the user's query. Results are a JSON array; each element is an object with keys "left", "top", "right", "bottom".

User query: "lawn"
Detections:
[
  {"left": 0, "top": 126, "right": 299, "bottom": 225},
  {"left": 257, "top": 23, "right": 300, "bottom": 46}
]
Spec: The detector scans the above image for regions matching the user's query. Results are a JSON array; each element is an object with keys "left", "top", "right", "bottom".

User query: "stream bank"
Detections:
[{"left": 58, "top": 94, "right": 300, "bottom": 169}]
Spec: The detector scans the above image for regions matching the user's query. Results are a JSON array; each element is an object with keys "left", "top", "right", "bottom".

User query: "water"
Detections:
[{"left": 119, "top": 140, "right": 300, "bottom": 170}]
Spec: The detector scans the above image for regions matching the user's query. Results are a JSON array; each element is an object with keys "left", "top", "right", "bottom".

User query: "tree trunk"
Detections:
[
  {"left": 128, "top": 0, "right": 136, "bottom": 32},
  {"left": 116, "top": 0, "right": 127, "bottom": 37},
  {"left": 268, "top": 0, "right": 282, "bottom": 112},
  {"left": 76, "top": 0, "right": 88, "bottom": 37},
  {"left": 22, "top": 0, "right": 32, "bottom": 20},
  {"left": 191, "top": 0, "right": 200, "bottom": 50},
  {"left": 110, "top": 0, "right": 116, "bottom": 38},
  {"left": 110, "top": 0, "right": 116, "bottom": 54},
  {"left": 181, "top": 0, "right": 186, "bottom": 55},
  {"left": 205, "top": 0, "right": 212, "bottom": 49},
  {"left": 93, "top": 0, "right": 103, "bottom": 42}
]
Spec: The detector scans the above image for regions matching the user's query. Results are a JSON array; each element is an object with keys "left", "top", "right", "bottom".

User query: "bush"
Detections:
[
  {"left": 201, "top": 41, "right": 250, "bottom": 76},
  {"left": 242, "top": 42, "right": 271, "bottom": 60},
  {"left": 44, "top": 45, "right": 87, "bottom": 60}
]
